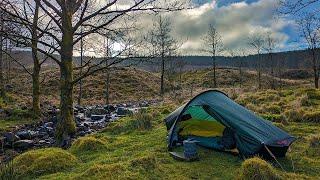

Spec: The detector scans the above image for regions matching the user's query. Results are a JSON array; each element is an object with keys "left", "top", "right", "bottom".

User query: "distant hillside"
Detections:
[{"left": 7, "top": 48, "right": 317, "bottom": 71}]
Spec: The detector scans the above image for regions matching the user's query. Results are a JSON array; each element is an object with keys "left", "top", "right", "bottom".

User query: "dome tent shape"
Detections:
[{"left": 165, "top": 90, "right": 295, "bottom": 158}]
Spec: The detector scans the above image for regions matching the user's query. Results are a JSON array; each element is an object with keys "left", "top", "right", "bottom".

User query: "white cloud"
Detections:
[{"left": 136, "top": 0, "right": 291, "bottom": 55}]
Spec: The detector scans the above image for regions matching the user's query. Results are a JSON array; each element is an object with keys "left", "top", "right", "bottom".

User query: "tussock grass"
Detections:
[
  {"left": 70, "top": 136, "right": 106, "bottom": 154},
  {"left": 12, "top": 148, "right": 79, "bottom": 177},
  {"left": 305, "top": 135, "right": 320, "bottom": 157},
  {"left": 237, "top": 157, "right": 281, "bottom": 180}
]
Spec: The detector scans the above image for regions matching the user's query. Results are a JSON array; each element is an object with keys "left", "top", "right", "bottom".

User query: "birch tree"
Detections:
[{"left": 203, "top": 24, "right": 223, "bottom": 88}]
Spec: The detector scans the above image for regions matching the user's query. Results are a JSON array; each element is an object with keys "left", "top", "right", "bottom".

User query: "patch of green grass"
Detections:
[{"left": 0, "top": 108, "right": 37, "bottom": 133}]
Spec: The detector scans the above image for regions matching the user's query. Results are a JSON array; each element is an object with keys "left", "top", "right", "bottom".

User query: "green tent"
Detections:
[{"left": 165, "top": 90, "right": 295, "bottom": 158}]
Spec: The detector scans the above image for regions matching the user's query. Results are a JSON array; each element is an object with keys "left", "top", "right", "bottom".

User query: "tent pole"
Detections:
[{"left": 263, "top": 144, "right": 285, "bottom": 171}]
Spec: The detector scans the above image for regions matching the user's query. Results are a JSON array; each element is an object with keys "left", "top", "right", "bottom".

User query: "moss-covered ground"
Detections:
[{"left": 3, "top": 99, "right": 319, "bottom": 179}]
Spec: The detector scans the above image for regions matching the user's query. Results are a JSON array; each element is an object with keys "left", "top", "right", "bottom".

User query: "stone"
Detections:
[
  {"left": 91, "top": 115, "right": 105, "bottom": 121},
  {"left": 44, "top": 122, "right": 54, "bottom": 128},
  {"left": 16, "top": 130, "right": 31, "bottom": 140},
  {"left": 13, "top": 140, "right": 34, "bottom": 150},
  {"left": 77, "top": 131, "right": 86, "bottom": 136},
  {"left": 116, "top": 107, "right": 130, "bottom": 116},
  {"left": 46, "top": 127, "right": 54, "bottom": 136},
  {"left": 4, "top": 132, "right": 20, "bottom": 143}
]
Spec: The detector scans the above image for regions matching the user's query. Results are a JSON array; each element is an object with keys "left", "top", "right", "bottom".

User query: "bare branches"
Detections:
[
  {"left": 297, "top": 13, "right": 320, "bottom": 49},
  {"left": 279, "top": 0, "right": 320, "bottom": 14},
  {"left": 202, "top": 24, "right": 224, "bottom": 56},
  {"left": 0, "top": 50, "right": 32, "bottom": 75}
]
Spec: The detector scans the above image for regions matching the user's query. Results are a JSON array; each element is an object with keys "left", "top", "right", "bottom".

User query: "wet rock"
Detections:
[
  {"left": 104, "top": 105, "right": 116, "bottom": 113},
  {"left": 91, "top": 115, "right": 105, "bottom": 121},
  {"left": 116, "top": 107, "right": 131, "bottom": 116},
  {"left": 46, "top": 127, "right": 54, "bottom": 136},
  {"left": 13, "top": 140, "right": 34, "bottom": 150},
  {"left": 4, "top": 132, "right": 20, "bottom": 143},
  {"left": 89, "top": 108, "right": 108, "bottom": 116},
  {"left": 16, "top": 130, "right": 32, "bottom": 140},
  {"left": 77, "top": 131, "right": 86, "bottom": 136},
  {"left": 44, "top": 122, "right": 54, "bottom": 128},
  {"left": 77, "top": 124, "right": 89, "bottom": 132}
]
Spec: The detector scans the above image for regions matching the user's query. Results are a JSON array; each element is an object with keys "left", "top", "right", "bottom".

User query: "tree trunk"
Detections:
[
  {"left": 257, "top": 54, "right": 262, "bottom": 89},
  {"left": 160, "top": 53, "right": 165, "bottom": 96},
  {"left": 312, "top": 49, "right": 319, "bottom": 89},
  {"left": 105, "top": 69, "right": 110, "bottom": 104},
  {"left": 56, "top": 12, "right": 76, "bottom": 146},
  {"left": 56, "top": 56, "right": 76, "bottom": 144},
  {"left": 31, "top": 0, "right": 41, "bottom": 117},
  {"left": 32, "top": 62, "right": 41, "bottom": 117},
  {"left": 239, "top": 59, "right": 242, "bottom": 88},
  {"left": 0, "top": 16, "right": 5, "bottom": 97},
  {"left": 270, "top": 53, "right": 275, "bottom": 89},
  {"left": 77, "top": 26, "right": 83, "bottom": 106},
  {"left": 213, "top": 56, "right": 217, "bottom": 88}
]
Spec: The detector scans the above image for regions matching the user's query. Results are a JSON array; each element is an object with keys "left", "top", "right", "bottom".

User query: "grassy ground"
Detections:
[
  {"left": 0, "top": 96, "right": 36, "bottom": 133},
  {"left": 4, "top": 101, "right": 320, "bottom": 179}
]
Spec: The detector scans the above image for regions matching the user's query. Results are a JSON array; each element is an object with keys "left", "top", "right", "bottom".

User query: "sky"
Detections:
[
  {"left": 133, "top": 0, "right": 319, "bottom": 56},
  {"left": 166, "top": 0, "right": 301, "bottom": 55}
]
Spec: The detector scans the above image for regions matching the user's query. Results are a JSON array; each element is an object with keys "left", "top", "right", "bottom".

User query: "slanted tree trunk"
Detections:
[{"left": 56, "top": 12, "right": 76, "bottom": 145}]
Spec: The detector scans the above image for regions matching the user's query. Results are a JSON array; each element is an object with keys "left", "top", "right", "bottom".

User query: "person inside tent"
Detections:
[{"left": 178, "top": 110, "right": 236, "bottom": 151}]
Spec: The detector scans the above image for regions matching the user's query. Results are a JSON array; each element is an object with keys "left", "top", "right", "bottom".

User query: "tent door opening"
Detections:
[{"left": 177, "top": 105, "right": 238, "bottom": 152}]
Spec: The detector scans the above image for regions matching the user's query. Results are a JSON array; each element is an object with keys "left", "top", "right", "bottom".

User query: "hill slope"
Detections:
[{"left": 9, "top": 68, "right": 164, "bottom": 105}]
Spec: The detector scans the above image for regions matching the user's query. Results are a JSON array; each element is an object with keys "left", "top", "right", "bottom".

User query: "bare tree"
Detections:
[
  {"left": 248, "top": 33, "right": 265, "bottom": 89},
  {"left": 228, "top": 48, "right": 248, "bottom": 88},
  {"left": 1, "top": 0, "right": 56, "bottom": 117},
  {"left": 297, "top": 13, "right": 320, "bottom": 88},
  {"left": 264, "top": 32, "right": 279, "bottom": 89},
  {"left": 1, "top": 0, "right": 185, "bottom": 145},
  {"left": 146, "top": 15, "right": 179, "bottom": 97},
  {"left": 203, "top": 24, "right": 223, "bottom": 88}
]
